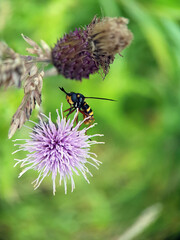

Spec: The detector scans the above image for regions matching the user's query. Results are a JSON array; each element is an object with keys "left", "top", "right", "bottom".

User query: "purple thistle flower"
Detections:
[{"left": 13, "top": 106, "right": 103, "bottom": 195}]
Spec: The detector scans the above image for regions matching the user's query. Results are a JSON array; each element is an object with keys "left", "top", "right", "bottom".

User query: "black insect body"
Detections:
[
  {"left": 59, "top": 87, "right": 115, "bottom": 125},
  {"left": 59, "top": 87, "right": 94, "bottom": 124}
]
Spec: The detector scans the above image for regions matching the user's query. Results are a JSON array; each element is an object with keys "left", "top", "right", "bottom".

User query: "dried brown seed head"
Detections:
[
  {"left": 0, "top": 56, "right": 25, "bottom": 88},
  {"left": 89, "top": 17, "right": 133, "bottom": 56},
  {"left": 21, "top": 34, "right": 51, "bottom": 60},
  {"left": 0, "top": 41, "right": 17, "bottom": 60},
  {"left": 8, "top": 69, "right": 44, "bottom": 139},
  {"left": 1, "top": 34, "right": 50, "bottom": 138}
]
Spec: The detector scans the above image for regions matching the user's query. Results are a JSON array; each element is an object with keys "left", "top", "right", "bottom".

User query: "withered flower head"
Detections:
[
  {"left": 51, "top": 16, "right": 133, "bottom": 81},
  {"left": 90, "top": 17, "right": 133, "bottom": 56}
]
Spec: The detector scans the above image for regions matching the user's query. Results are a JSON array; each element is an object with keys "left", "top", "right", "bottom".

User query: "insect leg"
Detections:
[
  {"left": 64, "top": 107, "right": 73, "bottom": 113},
  {"left": 66, "top": 108, "right": 76, "bottom": 119},
  {"left": 79, "top": 109, "right": 93, "bottom": 140},
  {"left": 62, "top": 107, "right": 71, "bottom": 118},
  {"left": 79, "top": 109, "right": 94, "bottom": 125}
]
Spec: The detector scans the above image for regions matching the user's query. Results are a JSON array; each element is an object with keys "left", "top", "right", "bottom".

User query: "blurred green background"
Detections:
[{"left": 0, "top": 0, "right": 180, "bottom": 239}]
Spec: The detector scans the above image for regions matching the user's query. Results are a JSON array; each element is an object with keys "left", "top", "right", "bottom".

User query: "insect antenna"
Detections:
[
  {"left": 85, "top": 96, "right": 116, "bottom": 101},
  {"left": 59, "top": 87, "right": 69, "bottom": 95}
]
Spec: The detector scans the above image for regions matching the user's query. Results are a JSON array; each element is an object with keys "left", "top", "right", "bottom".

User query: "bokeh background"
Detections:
[{"left": 0, "top": 0, "right": 180, "bottom": 239}]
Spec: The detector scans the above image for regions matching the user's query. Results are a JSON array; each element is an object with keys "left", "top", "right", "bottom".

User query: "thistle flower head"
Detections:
[
  {"left": 51, "top": 16, "right": 133, "bottom": 80},
  {"left": 13, "top": 106, "right": 103, "bottom": 195}
]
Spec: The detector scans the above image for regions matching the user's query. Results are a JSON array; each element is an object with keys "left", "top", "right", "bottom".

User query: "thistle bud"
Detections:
[
  {"left": 51, "top": 27, "right": 99, "bottom": 80},
  {"left": 51, "top": 16, "right": 133, "bottom": 81}
]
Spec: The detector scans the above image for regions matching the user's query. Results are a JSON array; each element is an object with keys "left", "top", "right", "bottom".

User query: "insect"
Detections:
[{"left": 59, "top": 87, "right": 115, "bottom": 125}]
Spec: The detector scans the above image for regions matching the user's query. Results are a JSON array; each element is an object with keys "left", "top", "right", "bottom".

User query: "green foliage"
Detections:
[{"left": 0, "top": 0, "right": 180, "bottom": 239}]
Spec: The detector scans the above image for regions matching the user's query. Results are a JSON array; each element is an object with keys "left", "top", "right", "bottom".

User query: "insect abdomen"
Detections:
[
  {"left": 82, "top": 102, "right": 93, "bottom": 116},
  {"left": 82, "top": 102, "right": 94, "bottom": 124}
]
